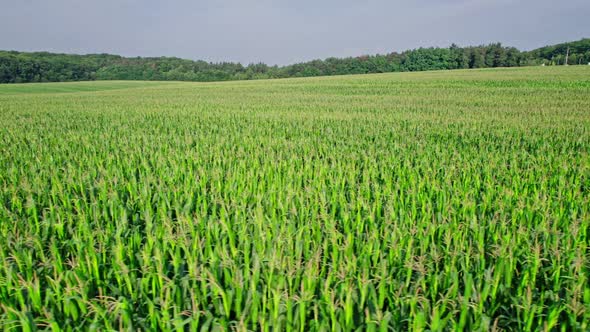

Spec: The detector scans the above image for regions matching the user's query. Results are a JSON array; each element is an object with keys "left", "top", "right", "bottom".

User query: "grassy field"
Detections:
[{"left": 0, "top": 66, "right": 589, "bottom": 331}]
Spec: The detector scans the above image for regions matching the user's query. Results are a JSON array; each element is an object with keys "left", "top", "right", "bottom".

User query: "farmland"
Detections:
[{"left": 0, "top": 66, "right": 589, "bottom": 331}]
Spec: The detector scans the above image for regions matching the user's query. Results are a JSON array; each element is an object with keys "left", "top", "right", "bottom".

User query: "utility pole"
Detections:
[{"left": 565, "top": 47, "right": 570, "bottom": 66}]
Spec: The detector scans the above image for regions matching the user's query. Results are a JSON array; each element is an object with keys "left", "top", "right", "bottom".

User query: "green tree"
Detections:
[{"left": 470, "top": 48, "right": 485, "bottom": 68}]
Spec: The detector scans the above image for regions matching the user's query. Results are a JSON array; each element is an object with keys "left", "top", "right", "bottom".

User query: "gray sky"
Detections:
[{"left": 1, "top": 0, "right": 588, "bottom": 65}]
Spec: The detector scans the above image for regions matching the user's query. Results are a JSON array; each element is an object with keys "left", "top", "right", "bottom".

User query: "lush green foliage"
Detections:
[
  {"left": 528, "top": 38, "right": 590, "bottom": 66},
  {"left": 1, "top": 39, "right": 589, "bottom": 84},
  {"left": 1, "top": 67, "right": 589, "bottom": 331}
]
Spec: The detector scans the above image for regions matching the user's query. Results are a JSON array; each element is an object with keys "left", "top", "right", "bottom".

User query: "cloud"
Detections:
[{"left": 0, "top": 0, "right": 588, "bottom": 64}]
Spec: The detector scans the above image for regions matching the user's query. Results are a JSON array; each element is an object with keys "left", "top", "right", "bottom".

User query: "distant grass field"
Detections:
[
  {"left": 1, "top": 66, "right": 589, "bottom": 331},
  {"left": 0, "top": 80, "right": 178, "bottom": 95}
]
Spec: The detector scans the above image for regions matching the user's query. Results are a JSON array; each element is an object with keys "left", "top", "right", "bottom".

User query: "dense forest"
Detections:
[{"left": 1, "top": 39, "right": 588, "bottom": 83}]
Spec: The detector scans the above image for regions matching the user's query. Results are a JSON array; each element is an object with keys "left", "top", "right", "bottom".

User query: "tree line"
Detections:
[{"left": 1, "top": 39, "right": 588, "bottom": 83}]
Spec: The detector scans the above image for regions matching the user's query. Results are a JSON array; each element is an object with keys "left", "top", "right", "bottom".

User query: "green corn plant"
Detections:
[{"left": 0, "top": 66, "right": 589, "bottom": 330}]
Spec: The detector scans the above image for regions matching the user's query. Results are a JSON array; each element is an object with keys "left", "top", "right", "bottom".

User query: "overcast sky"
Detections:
[{"left": 1, "top": 0, "right": 588, "bottom": 65}]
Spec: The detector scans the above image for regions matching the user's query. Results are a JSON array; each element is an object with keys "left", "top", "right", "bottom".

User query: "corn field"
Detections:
[{"left": 0, "top": 66, "right": 589, "bottom": 331}]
